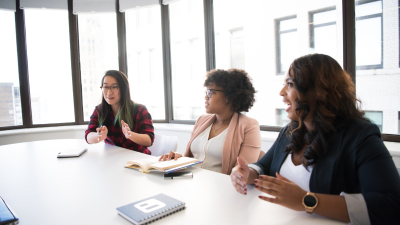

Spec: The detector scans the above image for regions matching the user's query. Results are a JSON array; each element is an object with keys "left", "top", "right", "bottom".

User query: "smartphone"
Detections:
[{"left": 164, "top": 172, "right": 193, "bottom": 179}]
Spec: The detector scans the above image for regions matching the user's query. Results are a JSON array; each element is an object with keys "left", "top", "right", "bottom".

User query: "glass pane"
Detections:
[
  {"left": 280, "top": 31, "right": 298, "bottom": 73},
  {"left": 126, "top": 6, "right": 165, "bottom": 120},
  {"left": 314, "top": 24, "right": 337, "bottom": 59},
  {"left": 355, "top": 0, "right": 399, "bottom": 134},
  {"left": 169, "top": 0, "right": 207, "bottom": 120},
  {"left": 356, "top": 17, "right": 382, "bottom": 67},
  {"left": 0, "top": 11, "right": 22, "bottom": 127},
  {"left": 25, "top": 9, "right": 75, "bottom": 124},
  {"left": 78, "top": 13, "right": 119, "bottom": 121},
  {"left": 213, "top": 0, "right": 343, "bottom": 127},
  {"left": 313, "top": 10, "right": 336, "bottom": 25},
  {"left": 280, "top": 17, "right": 297, "bottom": 31}
]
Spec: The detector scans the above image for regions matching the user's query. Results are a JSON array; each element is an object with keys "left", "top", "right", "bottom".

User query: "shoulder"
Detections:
[
  {"left": 131, "top": 103, "right": 148, "bottom": 114},
  {"left": 237, "top": 113, "right": 260, "bottom": 127},
  {"left": 342, "top": 118, "right": 381, "bottom": 142},
  {"left": 196, "top": 114, "right": 214, "bottom": 124}
]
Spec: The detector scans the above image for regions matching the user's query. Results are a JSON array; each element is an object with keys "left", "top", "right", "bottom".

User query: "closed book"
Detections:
[{"left": 116, "top": 194, "right": 185, "bottom": 225}]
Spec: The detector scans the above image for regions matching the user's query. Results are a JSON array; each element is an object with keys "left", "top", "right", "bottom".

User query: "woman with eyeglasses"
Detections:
[
  {"left": 159, "top": 69, "right": 262, "bottom": 175},
  {"left": 230, "top": 54, "right": 400, "bottom": 224},
  {"left": 85, "top": 70, "right": 154, "bottom": 154}
]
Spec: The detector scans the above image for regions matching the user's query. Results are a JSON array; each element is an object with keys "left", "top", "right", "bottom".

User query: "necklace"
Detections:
[{"left": 213, "top": 123, "right": 229, "bottom": 133}]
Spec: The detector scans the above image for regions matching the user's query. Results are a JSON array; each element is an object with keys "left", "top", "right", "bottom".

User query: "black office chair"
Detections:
[{"left": 398, "top": 168, "right": 400, "bottom": 176}]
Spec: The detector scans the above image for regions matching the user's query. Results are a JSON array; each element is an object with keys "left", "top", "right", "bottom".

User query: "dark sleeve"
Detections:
[
  {"left": 85, "top": 108, "right": 99, "bottom": 143},
  {"left": 136, "top": 105, "right": 155, "bottom": 145},
  {"left": 253, "top": 127, "right": 287, "bottom": 176},
  {"left": 355, "top": 123, "right": 400, "bottom": 224}
]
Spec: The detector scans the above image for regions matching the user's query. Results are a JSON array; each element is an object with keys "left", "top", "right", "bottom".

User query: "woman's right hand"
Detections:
[
  {"left": 231, "top": 157, "right": 250, "bottom": 195},
  {"left": 96, "top": 126, "right": 108, "bottom": 142},
  {"left": 159, "top": 151, "right": 183, "bottom": 161}
]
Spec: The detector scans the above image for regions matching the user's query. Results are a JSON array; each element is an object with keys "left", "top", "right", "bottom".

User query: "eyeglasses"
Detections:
[
  {"left": 205, "top": 89, "right": 224, "bottom": 98},
  {"left": 101, "top": 86, "right": 119, "bottom": 93}
]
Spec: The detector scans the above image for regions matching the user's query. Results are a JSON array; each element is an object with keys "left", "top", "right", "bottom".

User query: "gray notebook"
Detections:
[{"left": 116, "top": 193, "right": 185, "bottom": 225}]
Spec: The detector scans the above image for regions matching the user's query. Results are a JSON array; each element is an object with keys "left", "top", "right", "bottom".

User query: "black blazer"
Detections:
[{"left": 254, "top": 119, "right": 400, "bottom": 224}]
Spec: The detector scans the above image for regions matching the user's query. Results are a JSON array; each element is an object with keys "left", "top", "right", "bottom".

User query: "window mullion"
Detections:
[
  {"left": 160, "top": 2, "right": 173, "bottom": 122},
  {"left": 15, "top": 0, "right": 32, "bottom": 128},
  {"left": 68, "top": 0, "right": 84, "bottom": 124},
  {"left": 203, "top": 0, "right": 215, "bottom": 71}
]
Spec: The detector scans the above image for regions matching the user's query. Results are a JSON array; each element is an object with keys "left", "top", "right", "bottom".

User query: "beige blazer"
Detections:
[{"left": 184, "top": 112, "right": 261, "bottom": 175}]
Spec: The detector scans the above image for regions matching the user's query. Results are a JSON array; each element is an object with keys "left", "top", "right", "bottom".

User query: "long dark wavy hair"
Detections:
[
  {"left": 285, "top": 54, "right": 369, "bottom": 168},
  {"left": 97, "top": 70, "right": 135, "bottom": 129}
]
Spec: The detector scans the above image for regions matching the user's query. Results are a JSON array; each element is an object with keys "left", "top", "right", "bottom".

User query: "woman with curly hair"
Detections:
[
  {"left": 230, "top": 54, "right": 400, "bottom": 224},
  {"left": 159, "top": 69, "right": 261, "bottom": 175}
]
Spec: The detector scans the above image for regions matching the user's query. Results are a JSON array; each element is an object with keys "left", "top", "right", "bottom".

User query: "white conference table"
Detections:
[{"left": 0, "top": 139, "right": 344, "bottom": 225}]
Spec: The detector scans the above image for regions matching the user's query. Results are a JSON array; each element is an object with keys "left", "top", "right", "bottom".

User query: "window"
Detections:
[
  {"left": 0, "top": 10, "right": 22, "bottom": 127},
  {"left": 170, "top": 0, "right": 207, "bottom": 120},
  {"left": 277, "top": 16, "right": 298, "bottom": 74},
  {"left": 355, "top": 0, "right": 399, "bottom": 135},
  {"left": 214, "top": 0, "right": 245, "bottom": 70},
  {"left": 213, "top": 0, "right": 343, "bottom": 128},
  {"left": 230, "top": 28, "right": 245, "bottom": 70},
  {"left": 78, "top": 13, "right": 119, "bottom": 121},
  {"left": 126, "top": 5, "right": 166, "bottom": 120},
  {"left": 365, "top": 111, "right": 383, "bottom": 131},
  {"left": 310, "top": 7, "right": 339, "bottom": 63},
  {"left": 356, "top": 0, "right": 383, "bottom": 69},
  {"left": 25, "top": 9, "right": 75, "bottom": 124},
  {"left": 276, "top": 109, "right": 290, "bottom": 127}
]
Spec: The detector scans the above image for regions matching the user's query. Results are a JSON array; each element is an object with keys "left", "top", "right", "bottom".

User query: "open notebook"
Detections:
[{"left": 125, "top": 156, "right": 202, "bottom": 173}]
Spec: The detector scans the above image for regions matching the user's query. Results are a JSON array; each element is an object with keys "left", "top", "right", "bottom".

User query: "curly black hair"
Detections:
[{"left": 204, "top": 69, "right": 256, "bottom": 113}]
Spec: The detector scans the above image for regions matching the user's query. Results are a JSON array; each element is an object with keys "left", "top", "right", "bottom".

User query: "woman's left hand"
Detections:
[
  {"left": 254, "top": 172, "right": 307, "bottom": 211},
  {"left": 121, "top": 120, "right": 131, "bottom": 139}
]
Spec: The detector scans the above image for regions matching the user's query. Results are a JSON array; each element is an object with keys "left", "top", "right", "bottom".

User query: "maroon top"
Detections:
[{"left": 85, "top": 103, "right": 154, "bottom": 154}]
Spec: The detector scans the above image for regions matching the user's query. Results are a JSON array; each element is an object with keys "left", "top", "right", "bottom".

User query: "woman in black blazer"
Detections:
[{"left": 230, "top": 54, "right": 400, "bottom": 224}]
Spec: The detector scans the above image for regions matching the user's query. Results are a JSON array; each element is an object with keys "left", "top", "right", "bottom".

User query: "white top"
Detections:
[
  {"left": 190, "top": 124, "right": 228, "bottom": 173},
  {"left": 279, "top": 154, "right": 313, "bottom": 192}
]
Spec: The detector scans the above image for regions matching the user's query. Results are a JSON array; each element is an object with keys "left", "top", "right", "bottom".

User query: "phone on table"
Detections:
[{"left": 163, "top": 172, "right": 193, "bottom": 179}]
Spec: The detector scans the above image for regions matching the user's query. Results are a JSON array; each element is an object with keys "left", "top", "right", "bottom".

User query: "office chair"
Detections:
[{"left": 148, "top": 133, "right": 178, "bottom": 156}]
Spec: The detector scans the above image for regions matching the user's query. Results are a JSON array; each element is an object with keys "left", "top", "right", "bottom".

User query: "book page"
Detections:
[
  {"left": 126, "top": 157, "right": 160, "bottom": 170},
  {"left": 149, "top": 157, "right": 199, "bottom": 171}
]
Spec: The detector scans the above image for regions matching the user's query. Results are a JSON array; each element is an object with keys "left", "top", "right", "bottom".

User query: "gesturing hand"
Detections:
[
  {"left": 96, "top": 126, "right": 108, "bottom": 142},
  {"left": 159, "top": 151, "right": 182, "bottom": 161},
  {"left": 254, "top": 172, "right": 307, "bottom": 211},
  {"left": 121, "top": 120, "right": 131, "bottom": 139},
  {"left": 230, "top": 157, "right": 250, "bottom": 195}
]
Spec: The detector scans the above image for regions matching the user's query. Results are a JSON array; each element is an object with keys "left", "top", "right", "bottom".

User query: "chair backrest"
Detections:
[
  {"left": 258, "top": 151, "right": 265, "bottom": 160},
  {"left": 148, "top": 133, "right": 179, "bottom": 156}
]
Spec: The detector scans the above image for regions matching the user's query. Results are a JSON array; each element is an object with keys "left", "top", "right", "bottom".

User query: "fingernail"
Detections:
[
  {"left": 239, "top": 175, "right": 242, "bottom": 178},
  {"left": 254, "top": 180, "right": 258, "bottom": 183},
  {"left": 254, "top": 185, "right": 259, "bottom": 188},
  {"left": 242, "top": 188, "right": 245, "bottom": 191},
  {"left": 258, "top": 196, "right": 262, "bottom": 199}
]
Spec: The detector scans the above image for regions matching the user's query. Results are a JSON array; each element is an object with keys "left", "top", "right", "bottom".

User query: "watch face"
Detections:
[{"left": 304, "top": 195, "right": 317, "bottom": 207}]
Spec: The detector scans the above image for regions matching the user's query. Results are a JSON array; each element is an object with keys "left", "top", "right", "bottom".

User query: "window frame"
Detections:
[
  {"left": 1, "top": 0, "right": 399, "bottom": 142},
  {"left": 309, "top": 6, "right": 337, "bottom": 51},
  {"left": 275, "top": 15, "right": 297, "bottom": 75}
]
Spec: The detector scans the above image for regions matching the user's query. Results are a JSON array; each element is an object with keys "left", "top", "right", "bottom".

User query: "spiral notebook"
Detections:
[{"left": 116, "top": 193, "right": 185, "bottom": 225}]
